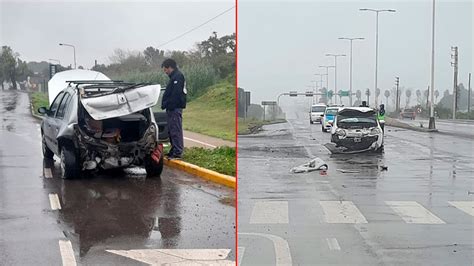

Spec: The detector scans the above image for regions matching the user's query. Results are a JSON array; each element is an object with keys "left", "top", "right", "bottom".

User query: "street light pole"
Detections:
[
  {"left": 339, "top": 37, "right": 364, "bottom": 107},
  {"left": 359, "top": 8, "right": 396, "bottom": 108},
  {"left": 319, "top": 65, "right": 335, "bottom": 104},
  {"left": 59, "top": 43, "right": 76, "bottom": 69},
  {"left": 325, "top": 54, "right": 346, "bottom": 104},
  {"left": 429, "top": 0, "right": 436, "bottom": 129}
]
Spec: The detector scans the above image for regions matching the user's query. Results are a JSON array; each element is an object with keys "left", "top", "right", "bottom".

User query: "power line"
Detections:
[{"left": 157, "top": 5, "right": 235, "bottom": 48}]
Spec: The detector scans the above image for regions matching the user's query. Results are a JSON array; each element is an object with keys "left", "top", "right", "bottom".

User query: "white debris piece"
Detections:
[{"left": 290, "top": 158, "right": 328, "bottom": 173}]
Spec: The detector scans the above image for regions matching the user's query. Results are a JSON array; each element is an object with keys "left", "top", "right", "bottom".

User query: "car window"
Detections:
[
  {"left": 49, "top": 92, "right": 65, "bottom": 116},
  {"left": 152, "top": 89, "right": 166, "bottom": 113},
  {"left": 326, "top": 109, "right": 338, "bottom": 115},
  {"left": 312, "top": 106, "right": 326, "bottom": 112},
  {"left": 56, "top": 93, "right": 71, "bottom": 119}
]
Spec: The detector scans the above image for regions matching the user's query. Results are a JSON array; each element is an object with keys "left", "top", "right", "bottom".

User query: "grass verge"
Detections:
[
  {"left": 165, "top": 145, "right": 235, "bottom": 176},
  {"left": 30, "top": 92, "right": 48, "bottom": 115}
]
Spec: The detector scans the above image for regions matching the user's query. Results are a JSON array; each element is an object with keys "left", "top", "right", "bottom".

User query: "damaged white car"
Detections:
[
  {"left": 329, "top": 107, "right": 384, "bottom": 153},
  {"left": 39, "top": 78, "right": 164, "bottom": 179}
]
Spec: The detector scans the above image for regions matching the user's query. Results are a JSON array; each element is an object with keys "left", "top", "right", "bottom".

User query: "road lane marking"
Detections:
[
  {"left": 238, "top": 247, "right": 245, "bottom": 266},
  {"left": 49, "top": 193, "right": 61, "bottom": 210},
  {"left": 320, "top": 201, "right": 368, "bottom": 224},
  {"left": 59, "top": 240, "right": 77, "bottom": 266},
  {"left": 385, "top": 201, "right": 445, "bottom": 224},
  {"left": 107, "top": 249, "right": 233, "bottom": 265},
  {"left": 448, "top": 201, "right": 474, "bottom": 216},
  {"left": 44, "top": 168, "right": 53, "bottom": 178},
  {"left": 250, "top": 201, "right": 289, "bottom": 224},
  {"left": 326, "top": 238, "right": 341, "bottom": 251},
  {"left": 184, "top": 137, "right": 217, "bottom": 148},
  {"left": 240, "top": 233, "right": 292, "bottom": 266}
]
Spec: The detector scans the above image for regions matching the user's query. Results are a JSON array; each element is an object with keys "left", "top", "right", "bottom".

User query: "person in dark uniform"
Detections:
[{"left": 161, "top": 59, "right": 187, "bottom": 159}]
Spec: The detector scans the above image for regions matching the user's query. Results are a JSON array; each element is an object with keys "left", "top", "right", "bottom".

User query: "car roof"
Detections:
[
  {"left": 339, "top": 107, "right": 374, "bottom": 112},
  {"left": 312, "top": 104, "right": 326, "bottom": 107}
]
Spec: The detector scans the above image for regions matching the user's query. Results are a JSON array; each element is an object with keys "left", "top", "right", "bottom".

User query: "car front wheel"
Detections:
[{"left": 60, "top": 145, "right": 80, "bottom": 179}]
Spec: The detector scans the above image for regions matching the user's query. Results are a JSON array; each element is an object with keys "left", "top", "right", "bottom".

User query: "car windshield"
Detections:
[
  {"left": 404, "top": 109, "right": 414, "bottom": 112},
  {"left": 325, "top": 109, "right": 338, "bottom": 116},
  {"left": 337, "top": 110, "right": 377, "bottom": 128},
  {"left": 312, "top": 106, "right": 326, "bottom": 112}
]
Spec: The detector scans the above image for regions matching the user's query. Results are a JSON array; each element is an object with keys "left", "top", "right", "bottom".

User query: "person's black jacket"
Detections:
[{"left": 161, "top": 69, "right": 187, "bottom": 111}]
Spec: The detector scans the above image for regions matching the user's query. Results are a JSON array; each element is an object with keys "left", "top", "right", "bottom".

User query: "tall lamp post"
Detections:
[
  {"left": 319, "top": 65, "right": 335, "bottom": 103},
  {"left": 325, "top": 54, "right": 346, "bottom": 104},
  {"left": 59, "top": 43, "right": 76, "bottom": 69},
  {"left": 359, "top": 8, "right": 396, "bottom": 107},
  {"left": 338, "top": 37, "right": 365, "bottom": 106},
  {"left": 428, "top": 0, "right": 436, "bottom": 129}
]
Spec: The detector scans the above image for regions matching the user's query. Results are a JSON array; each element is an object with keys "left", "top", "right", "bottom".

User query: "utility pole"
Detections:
[
  {"left": 325, "top": 54, "right": 346, "bottom": 104},
  {"left": 468, "top": 73, "right": 471, "bottom": 113},
  {"left": 339, "top": 37, "right": 365, "bottom": 106},
  {"left": 428, "top": 0, "right": 436, "bottom": 129},
  {"left": 395, "top": 77, "right": 400, "bottom": 112},
  {"left": 451, "top": 46, "right": 458, "bottom": 119}
]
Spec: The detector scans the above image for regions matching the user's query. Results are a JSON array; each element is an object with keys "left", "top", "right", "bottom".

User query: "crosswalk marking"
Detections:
[
  {"left": 59, "top": 240, "right": 77, "bottom": 266},
  {"left": 320, "top": 201, "right": 368, "bottom": 224},
  {"left": 250, "top": 201, "right": 289, "bottom": 224},
  {"left": 385, "top": 201, "right": 445, "bottom": 224},
  {"left": 238, "top": 247, "right": 245, "bottom": 266},
  {"left": 448, "top": 201, "right": 474, "bottom": 216}
]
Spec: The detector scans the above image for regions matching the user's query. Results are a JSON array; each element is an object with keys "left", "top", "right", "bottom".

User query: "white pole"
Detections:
[
  {"left": 349, "top": 40, "right": 353, "bottom": 106},
  {"left": 375, "top": 12, "right": 379, "bottom": 108},
  {"left": 429, "top": 0, "right": 436, "bottom": 129}
]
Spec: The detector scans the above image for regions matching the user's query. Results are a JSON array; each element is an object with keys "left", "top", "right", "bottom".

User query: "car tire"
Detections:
[
  {"left": 321, "top": 126, "right": 326, "bottom": 132},
  {"left": 42, "top": 134, "right": 54, "bottom": 159},
  {"left": 310, "top": 120, "right": 313, "bottom": 124},
  {"left": 60, "top": 144, "right": 80, "bottom": 179},
  {"left": 145, "top": 154, "right": 163, "bottom": 178}
]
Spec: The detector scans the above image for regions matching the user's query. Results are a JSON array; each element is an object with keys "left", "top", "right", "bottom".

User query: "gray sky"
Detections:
[
  {"left": 1, "top": 0, "right": 235, "bottom": 68},
  {"left": 238, "top": 0, "right": 473, "bottom": 106}
]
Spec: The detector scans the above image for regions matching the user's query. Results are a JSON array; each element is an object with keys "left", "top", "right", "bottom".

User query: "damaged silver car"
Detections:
[
  {"left": 329, "top": 107, "right": 384, "bottom": 153},
  {"left": 38, "top": 80, "right": 164, "bottom": 179}
]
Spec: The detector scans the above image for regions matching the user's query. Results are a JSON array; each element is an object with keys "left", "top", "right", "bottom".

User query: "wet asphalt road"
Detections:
[
  {"left": 238, "top": 99, "right": 473, "bottom": 265},
  {"left": 393, "top": 117, "right": 474, "bottom": 138},
  {"left": 0, "top": 90, "right": 235, "bottom": 265}
]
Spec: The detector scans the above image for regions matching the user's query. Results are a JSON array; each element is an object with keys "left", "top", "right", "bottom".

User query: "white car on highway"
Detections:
[
  {"left": 330, "top": 107, "right": 384, "bottom": 152},
  {"left": 309, "top": 104, "right": 326, "bottom": 124}
]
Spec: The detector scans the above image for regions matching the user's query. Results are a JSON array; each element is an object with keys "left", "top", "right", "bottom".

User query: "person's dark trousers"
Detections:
[
  {"left": 380, "top": 122, "right": 385, "bottom": 133},
  {"left": 167, "top": 108, "right": 184, "bottom": 157}
]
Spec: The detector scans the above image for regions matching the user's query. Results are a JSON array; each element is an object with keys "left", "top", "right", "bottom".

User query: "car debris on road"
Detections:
[{"left": 290, "top": 158, "right": 328, "bottom": 173}]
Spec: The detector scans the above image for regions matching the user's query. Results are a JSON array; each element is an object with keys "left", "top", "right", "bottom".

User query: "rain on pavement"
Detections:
[
  {"left": 238, "top": 100, "right": 473, "bottom": 265},
  {"left": 0, "top": 90, "right": 235, "bottom": 265}
]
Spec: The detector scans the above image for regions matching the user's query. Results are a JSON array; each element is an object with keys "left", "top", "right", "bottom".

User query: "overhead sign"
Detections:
[
  {"left": 289, "top": 91, "right": 298, "bottom": 97},
  {"left": 339, "top": 90, "right": 349, "bottom": 97},
  {"left": 305, "top": 91, "right": 314, "bottom": 97},
  {"left": 262, "top": 101, "right": 277, "bottom": 106}
]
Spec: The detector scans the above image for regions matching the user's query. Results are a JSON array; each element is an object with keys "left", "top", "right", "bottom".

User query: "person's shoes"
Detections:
[{"left": 167, "top": 154, "right": 183, "bottom": 160}]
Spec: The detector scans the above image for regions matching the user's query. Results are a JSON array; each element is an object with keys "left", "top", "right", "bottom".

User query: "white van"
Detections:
[{"left": 309, "top": 104, "right": 327, "bottom": 124}]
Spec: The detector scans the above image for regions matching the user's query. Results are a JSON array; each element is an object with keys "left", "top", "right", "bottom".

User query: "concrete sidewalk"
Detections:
[{"left": 183, "top": 130, "right": 235, "bottom": 149}]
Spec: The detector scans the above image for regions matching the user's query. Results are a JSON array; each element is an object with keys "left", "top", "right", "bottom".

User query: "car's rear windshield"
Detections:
[
  {"left": 312, "top": 106, "right": 326, "bottom": 112},
  {"left": 404, "top": 109, "right": 414, "bottom": 112},
  {"left": 325, "top": 108, "right": 338, "bottom": 115}
]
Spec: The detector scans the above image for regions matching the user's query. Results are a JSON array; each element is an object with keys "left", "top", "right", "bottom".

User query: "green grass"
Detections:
[
  {"left": 31, "top": 92, "right": 49, "bottom": 115},
  {"left": 181, "top": 79, "right": 235, "bottom": 141}
]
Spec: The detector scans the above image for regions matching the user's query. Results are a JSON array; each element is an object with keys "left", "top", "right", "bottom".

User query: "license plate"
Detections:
[{"left": 354, "top": 137, "right": 361, "bottom": 142}]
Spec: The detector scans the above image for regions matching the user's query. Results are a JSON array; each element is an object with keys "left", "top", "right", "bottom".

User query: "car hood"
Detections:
[
  {"left": 80, "top": 84, "right": 161, "bottom": 120},
  {"left": 338, "top": 108, "right": 376, "bottom": 116}
]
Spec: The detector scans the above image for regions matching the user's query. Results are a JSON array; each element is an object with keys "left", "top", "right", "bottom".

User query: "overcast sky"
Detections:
[
  {"left": 1, "top": 0, "right": 235, "bottom": 68},
  {"left": 238, "top": 0, "right": 473, "bottom": 106}
]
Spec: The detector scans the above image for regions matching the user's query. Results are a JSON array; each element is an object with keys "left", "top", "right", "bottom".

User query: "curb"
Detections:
[
  {"left": 164, "top": 158, "right": 236, "bottom": 189},
  {"left": 386, "top": 117, "right": 438, "bottom": 133}
]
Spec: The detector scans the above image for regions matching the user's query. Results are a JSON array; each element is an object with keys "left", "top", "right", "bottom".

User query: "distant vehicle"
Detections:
[
  {"left": 400, "top": 108, "right": 416, "bottom": 120},
  {"left": 321, "top": 106, "right": 341, "bottom": 132},
  {"left": 39, "top": 80, "right": 165, "bottom": 179},
  {"left": 330, "top": 107, "right": 384, "bottom": 152},
  {"left": 309, "top": 104, "right": 326, "bottom": 124}
]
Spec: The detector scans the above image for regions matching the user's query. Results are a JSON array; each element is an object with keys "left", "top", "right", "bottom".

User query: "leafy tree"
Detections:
[
  {"left": 405, "top": 89, "right": 412, "bottom": 108},
  {"left": 0, "top": 46, "right": 31, "bottom": 90}
]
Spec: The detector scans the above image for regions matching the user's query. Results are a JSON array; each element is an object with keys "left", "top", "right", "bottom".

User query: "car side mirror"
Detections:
[{"left": 38, "top": 107, "right": 48, "bottom": 115}]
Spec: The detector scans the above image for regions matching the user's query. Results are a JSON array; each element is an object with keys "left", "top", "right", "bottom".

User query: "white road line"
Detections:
[
  {"left": 320, "top": 201, "right": 368, "bottom": 224},
  {"left": 59, "top": 240, "right": 77, "bottom": 266},
  {"left": 240, "top": 233, "right": 293, "bottom": 266},
  {"left": 238, "top": 246, "right": 245, "bottom": 266},
  {"left": 184, "top": 137, "right": 217, "bottom": 148},
  {"left": 44, "top": 168, "right": 53, "bottom": 178},
  {"left": 250, "top": 201, "right": 289, "bottom": 224},
  {"left": 107, "top": 249, "right": 233, "bottom": 265},
  {"left": 385, "top": 201, "right": 445, "bottom": 224},
  {"left": 326, "top": 238, "right": 341, "bottom": 251},
  {"left": 448, "top": 201, "right": 474, "bottom": 216},
  {"left": 49, "top": 193, "right": 61, "bottom": 210}
]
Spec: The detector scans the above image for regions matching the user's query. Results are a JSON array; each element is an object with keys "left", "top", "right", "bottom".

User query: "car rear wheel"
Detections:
[
  {"left": 145, "top": 154, "right": 163, "bottom": 178},
  {"left": 60, "top": 144, "right": 80, "bottom": 179},
  {"left": 42, "top": 134, "right": 54, "bottom": 159},
  {"left": 321, "top": 126, "right": 326, "bottom": 132}
]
